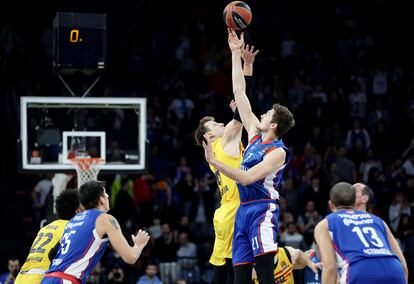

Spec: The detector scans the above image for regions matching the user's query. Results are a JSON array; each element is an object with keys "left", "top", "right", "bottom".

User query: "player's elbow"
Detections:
[
  {"left": 122, "top": 253, "right": 138, "bottom": 264},
  {"left": 240, "top": 174, "right": 254, "bottom": 186},
  {"left": 123, "top": 256, "right": 137, "bottom": 265},
  {"left": 233, "top": 86, "right": 243, "bottom": 95}
]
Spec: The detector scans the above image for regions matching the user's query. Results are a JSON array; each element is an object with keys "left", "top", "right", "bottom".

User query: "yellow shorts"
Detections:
[
  {"left": 209, "top": 201, "right": 239, "bottom": 266},
  {"left": 15, "top": 273, "right": 43, "bottom": 284}
]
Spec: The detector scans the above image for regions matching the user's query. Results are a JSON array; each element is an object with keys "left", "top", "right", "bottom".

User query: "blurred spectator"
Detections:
[
  {"left": 367, "top": 99, "right": 391, "bottom": 129},
  {"left": 169, "top": 91, "right": 194, "bottom": 121},
  {"left": 190, "top": 178, "right": 214, "bottom": 241},
  {"left": 336, "top": 146, "right": 357, "bottom": 183},
  {"left": 31, "top": 173, "right": 53, "bottom": 228},
  {"left": 155, "top": 224, "right": 179, "bottom": 284},
  {"left": 303, "top": 176, "right": 327, "bottom": 214},
  {"left": 297, "top": 200, "right": 322, "bottom": 247},
  {"left": 402, "top": 154, "right": 414, "bottom": 177},
  {"left": 389, "top": 192, "right": 411, "bottom": 233},
  {"left": 280, "top": 35, "right": 297, "bottom": 59},
  {"left": 281, "top": 179, "right": 300, "bottom": 218},
  {"left": 110, "top": 174, "right": 134, "bottom": 208},
  {"left": 134, "top": 175, "right": 154, "bottom": 226},
  {"left": 348, "top": 81, "right": 367, "bottom": 119},
  {"left": 176, "top": 232, "right": 199, "bottom": 284},
  {"left": 136, "top": 264, "right": 163, "bottom": 284},
  {"left": 113, "top": 177, "right": 136, "bottom": 231},
  {"left": 396, "top": 214, "right": 414, "bottom": 283},
  {"left": 345, "top": 119, "right": 371, "bottom": 152},
  {"left": 359, "top": 148, "right": 382, "bottom": 182},
  {"left": 280, "top": 222, "right": 306, "bottom": 251},
  {"left": 372, "top": 65, "right": 388, "bottom": 97},
  {"left": 0, "top": 257, "right": 20, "bottom": 284},
  {"left": 149, "top": 217, "right": 162, "bottom": 239}
]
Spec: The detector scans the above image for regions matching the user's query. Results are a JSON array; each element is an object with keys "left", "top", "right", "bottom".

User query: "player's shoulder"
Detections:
[
  {"left": 43, "top": 219, "right": 69, "bottom": 231},
  {"left": 315, "top": 218, "right": 328, "bottom": 232}
]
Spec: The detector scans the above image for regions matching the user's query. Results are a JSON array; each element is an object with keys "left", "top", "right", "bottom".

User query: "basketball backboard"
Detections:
[{"left": 19, "top": 96, "right": 147, "bottom": 173}]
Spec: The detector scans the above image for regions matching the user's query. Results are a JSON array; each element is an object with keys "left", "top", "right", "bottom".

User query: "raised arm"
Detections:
[
  {"left": 96, "top": 214, "right": 150, "bottom": 264},
  {"left": 222, "top": 45, "right": 258, "bottom": 145},
  {"left": 314, "top": 219, "right": 338, "bottom": 284},
  {"left": 228, "top": 28, "right": 260, "bottom": 141},
  {"left": 222, "top": 100, "right": 243, "bottom": 146},
  {"left": 383, "top": 221, "right": 408, "bottom": 282},
  {"left": 204, "top": 133, "right": 286, "bottom": 185}
]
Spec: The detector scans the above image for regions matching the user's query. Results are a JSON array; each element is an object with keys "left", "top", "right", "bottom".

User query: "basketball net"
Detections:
[{"left": 70, "top": 157, "right": 104, "bottom": 188}]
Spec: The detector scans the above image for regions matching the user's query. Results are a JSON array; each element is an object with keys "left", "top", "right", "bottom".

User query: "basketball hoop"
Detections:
[{"left": 70, "top": 157, "right": 104, "bottom": 188}]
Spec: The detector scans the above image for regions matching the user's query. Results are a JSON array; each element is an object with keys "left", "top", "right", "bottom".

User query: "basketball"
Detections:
[{"left": 223, "top": 1, "right": 252, "bottom": 30}]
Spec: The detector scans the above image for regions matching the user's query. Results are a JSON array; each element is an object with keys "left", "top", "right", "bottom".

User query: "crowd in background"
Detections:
[{"left": 1, "top": 0, "right": 414, "bottom": 283}]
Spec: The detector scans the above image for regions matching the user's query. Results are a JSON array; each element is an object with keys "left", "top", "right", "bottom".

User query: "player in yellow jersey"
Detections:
[
  {"left": 194, "top": 46, "right": 258, "bottom": 284},
  {"left": 15, "top": 188, "right": 81, "bottom": 284},
  {"left": 252, "top": 246, "right": 321, "bottom": 284}
]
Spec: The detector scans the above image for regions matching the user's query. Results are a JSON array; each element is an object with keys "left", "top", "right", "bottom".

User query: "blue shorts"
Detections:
[
  {"left": 41, "top": 277, "right": 76, "bottom": 284},
  {"left": 232, "top": 200, "right": 279, "bottom": 265},
  {"left": 342, "top": 257, "right": 405, "bottom": 284}
]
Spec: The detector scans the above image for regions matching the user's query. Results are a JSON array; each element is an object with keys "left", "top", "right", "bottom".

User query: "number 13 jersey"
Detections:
[{"left": 326, "top": 210, "right": 401, "bottom": 283}]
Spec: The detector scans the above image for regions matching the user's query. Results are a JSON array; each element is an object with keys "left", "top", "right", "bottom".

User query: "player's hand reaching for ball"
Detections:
[
  {"left": 132, "top": 229, "right": 150, "bottom": 248},
  {"left": 228, "top": 28, "right": 244, "bottom": 52},
  {"left": 241, "top": 43, "right": 259, "bottom": 65}
]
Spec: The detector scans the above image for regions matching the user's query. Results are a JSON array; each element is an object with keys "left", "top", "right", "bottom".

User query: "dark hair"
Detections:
[
  {"left": 330, "top": 182, "right": 355, "bottom": 207},
  {"left": 271, "top": 104, "right": 295, "bottom": 137},
  {"left": 79, "top": 181, "right": 106, "bottom": 209},
  {"left": 55, "top": 188, "right": 80, "bottom": 220},
  {"left": 194, "top": 116, "right": 214, "bottom": 147}
]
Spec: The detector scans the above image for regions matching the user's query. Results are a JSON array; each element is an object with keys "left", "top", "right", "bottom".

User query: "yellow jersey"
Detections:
[
  {"left": 209, "top": 137, "right": 242, "bottom": 204},
  {"left": 209, "top": 137, "right": 242, "bottom": 266},
  {"left": 253, "top": 247, "right": 294, "bottom": 284},
  {"left": 16, "top": 219, "right": 68, "bottom": 284}
]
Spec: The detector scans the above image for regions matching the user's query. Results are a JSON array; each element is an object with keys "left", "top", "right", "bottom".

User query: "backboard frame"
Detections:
[{"left": 19, "top": 96, "right": 147, "bottom": 173}]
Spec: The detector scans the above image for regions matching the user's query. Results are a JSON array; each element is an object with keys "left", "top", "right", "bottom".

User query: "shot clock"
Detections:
[{"left": 53, "top": 13, "right": 106, "bottom": 71}]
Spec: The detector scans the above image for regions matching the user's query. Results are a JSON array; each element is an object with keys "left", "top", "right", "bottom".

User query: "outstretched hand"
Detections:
[
  {"left": 202, "top": 133, "right": 215, "bottom": 164},
  {"left": 241, "top": 43, "right": 259, "bottom": 65},
  {"left": 229, "top": 99, "right": 237, "bottom": 113},
  {"left": 132, "top": 229, "right": 150, "bottom": 248},
  {"left": 228, "top": 28, "right": 244, "bottom": 52}
]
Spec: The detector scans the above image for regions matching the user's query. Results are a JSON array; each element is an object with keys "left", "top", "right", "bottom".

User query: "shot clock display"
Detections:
[{"left": 53, "top": 13, "right": 106, "bottom": 71}]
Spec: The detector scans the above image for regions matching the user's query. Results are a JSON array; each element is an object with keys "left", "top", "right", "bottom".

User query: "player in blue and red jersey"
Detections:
[
  {"left": 203, "top": 29, "right": 295, "bottom": 284},
  {"left": 314, "top": 182, "right": 408, "bottom": 284},
  {"left": 41, "top": 181, "right": 150, "bottom": 284}
]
